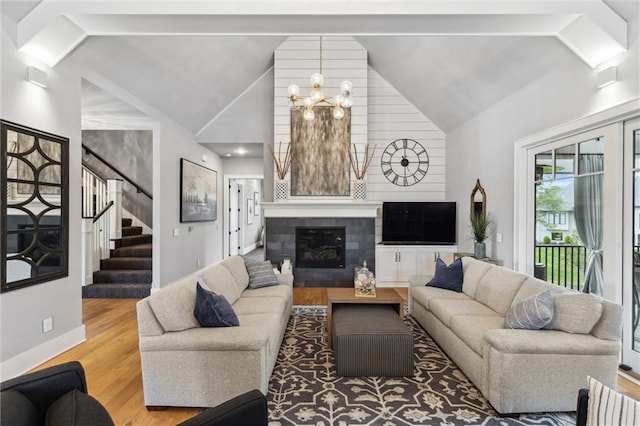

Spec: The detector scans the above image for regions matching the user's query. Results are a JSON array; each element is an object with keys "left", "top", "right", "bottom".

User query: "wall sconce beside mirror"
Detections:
[
  {"left": 470, "top": 179, "right": 486, "bottom": 220},
  {"left": 1, "top": 120, "right": 69, "bottom": 292}
]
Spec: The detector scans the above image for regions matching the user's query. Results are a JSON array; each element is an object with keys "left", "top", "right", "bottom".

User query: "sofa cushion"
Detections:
[
  {"left": 586, "top": 376, "right": 640, "bottom": 426},
  {"left": 427, "top": 258, "right": 463, "bottom": 292},
  {"left": 411, "top": 286, "right": 472, "bottom": 311},
  {"left": 429, "top": 298, "right": 500, "bottom": 328},
  {"left": 505, "top": 290, "right": 554, "bottom": 330},
  {"left": 245, "top": 261, "right": 280, "bottom": 289},
  {"left": 148, "top": 274, "right": 200, "bottom": 332},
  {"left": 0, "top": 389, "right": 42, "bottom": 426},
  {"left": 475, "top": 266, "right": 528, "bottom": 316},
  {"left": 232, "top": 296, "right": 287, "bottom": 316},
  {"left": 199, "top": 263, "right": 242, "bottom": 305},
  {"left": 545, "top": 293, "right": 603, "bottom": 334},
  {"left": 461, "top": 257, "right": 492, "bottom": 298},
  {"left": 45, "top": 389, "right": 114, "bottom": 426},
  {"left": 221, "top": 255, "right": 250, "bottom": 293},
  {"left": 511, "top": 277, "right": 569, "bottom": 306},
  {"left": 450, "top": 315, "right": 507, "bottom": 356},
  {"left": 194, "top": 283, "right": 239, "bottom": 327}
]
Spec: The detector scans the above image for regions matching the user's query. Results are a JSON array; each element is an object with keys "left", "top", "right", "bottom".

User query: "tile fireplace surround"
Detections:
[{"left": 262, "top": 201, "right": 381, "bottom": 287}]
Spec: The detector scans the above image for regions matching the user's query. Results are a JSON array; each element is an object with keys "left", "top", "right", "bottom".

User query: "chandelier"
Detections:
[{"left": 287, "top": 36, "right": 353, "bottom": 121}]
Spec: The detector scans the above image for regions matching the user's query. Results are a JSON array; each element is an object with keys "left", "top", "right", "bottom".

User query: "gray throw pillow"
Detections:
[
  {"left": 505, "top": 290, "right": 554, "bottom": 329},
  {"left": 246, "top": 261, "right": 280, "bottom": 289},
  {"left": 193, "top": 282, "right": 239, "bottom": 327}
]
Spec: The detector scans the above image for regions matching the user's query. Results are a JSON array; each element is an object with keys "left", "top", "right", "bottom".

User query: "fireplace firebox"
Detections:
[{"left": 295, "top": 227, "right": 346, "bottom": 268}]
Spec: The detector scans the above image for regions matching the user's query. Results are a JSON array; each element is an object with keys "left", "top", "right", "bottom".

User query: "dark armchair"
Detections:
[
  {"left": 178, "top": 389, "right": 268, "bottom": 426},
  {"left": 0, "top": 361, "right": 114, "bottom": 425}
]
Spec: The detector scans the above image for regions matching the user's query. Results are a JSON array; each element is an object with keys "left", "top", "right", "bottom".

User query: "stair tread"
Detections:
[{"left": 82, "top": 283, "right": 150, "bottom": 299}]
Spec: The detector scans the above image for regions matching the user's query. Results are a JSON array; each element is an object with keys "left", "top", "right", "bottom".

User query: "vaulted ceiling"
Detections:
[{"left": 2, "top": 1, "right": 637, "bottom": 158}]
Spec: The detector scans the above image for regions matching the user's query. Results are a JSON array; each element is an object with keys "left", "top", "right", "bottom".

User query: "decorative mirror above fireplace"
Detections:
[{"left": 1, "top": 120, "right": 69, "bottom": 292}]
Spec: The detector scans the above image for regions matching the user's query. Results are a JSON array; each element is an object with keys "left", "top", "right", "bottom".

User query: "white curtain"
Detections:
[{"left": 574, "top": 154, "right": 604, "bottom": 295}]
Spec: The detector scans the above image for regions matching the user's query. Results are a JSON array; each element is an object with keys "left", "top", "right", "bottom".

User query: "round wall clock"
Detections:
[{"left": 380, "top": 138, "right": 429, "bottom": 186}]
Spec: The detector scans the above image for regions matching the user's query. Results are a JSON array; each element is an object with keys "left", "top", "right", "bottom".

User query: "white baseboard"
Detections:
[
  {"left": 0, "top": 325, "right": 86, "bottom": 381},
  {"left": 243, "top": 243, "right": 258, "bottom": 255}
]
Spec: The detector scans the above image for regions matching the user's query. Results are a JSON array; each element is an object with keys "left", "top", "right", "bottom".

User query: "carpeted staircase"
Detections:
[{"left": 82, "top": 218, "right": 152, "bottom": 299}]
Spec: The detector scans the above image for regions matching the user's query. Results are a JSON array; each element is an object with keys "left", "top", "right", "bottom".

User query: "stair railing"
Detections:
[{"left": 81, "top": 167, "right": 119, "bottom": 285}]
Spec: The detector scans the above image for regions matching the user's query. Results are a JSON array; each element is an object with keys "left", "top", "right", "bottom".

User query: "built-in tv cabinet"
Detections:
[{"left": 375, "top": 245, "right": 457, "bottom": 287}]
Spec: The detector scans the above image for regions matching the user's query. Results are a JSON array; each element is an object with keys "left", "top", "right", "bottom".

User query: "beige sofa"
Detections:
[
  {"left": 409, "top": 257, "right": 622, "bottom": 414},
  {"left": 136, "top": 255, "right": 293, "bottom": 408}
]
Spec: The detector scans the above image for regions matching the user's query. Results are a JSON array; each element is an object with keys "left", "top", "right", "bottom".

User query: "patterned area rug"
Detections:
[{"left": 267, "top": 308, "right": 575, "bottom": 426}]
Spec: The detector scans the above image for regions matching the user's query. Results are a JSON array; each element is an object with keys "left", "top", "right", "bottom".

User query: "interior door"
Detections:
[
  {"left": 229, "top": 180, "right": 239, "bottom": 256},
  {"left": 623, "top": 117, "right": 640, "bottom": 372}
]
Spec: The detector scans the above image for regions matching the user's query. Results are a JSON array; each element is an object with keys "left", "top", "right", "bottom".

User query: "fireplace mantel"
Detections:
[{"left": 262, "top": 200, "right": 382, "bottom": 218}]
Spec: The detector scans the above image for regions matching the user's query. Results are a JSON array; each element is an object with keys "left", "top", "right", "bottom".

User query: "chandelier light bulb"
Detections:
[
  {"left": 303, "top": 109, "right": 315, "bottom": 120},
  {"left": 340, "top": 81, "right": 353, "bottom": 94},
  {"left": 333, "top": 107, "right": 345, "bottom": 119},
  {"left": 341, "top": 95, "right": 353, "bottom": 108},
  {"left": 310, "top": 73, "right": 324, "bottom": 87},
  {"left": 288, "top": 84, "right": 300, "bottom": 97},
  {"left": 303, "top": 97, "right": 314, "bottom": 108},
  {"left": 311, "top": 89, "right": 323, "bottom": 101}
]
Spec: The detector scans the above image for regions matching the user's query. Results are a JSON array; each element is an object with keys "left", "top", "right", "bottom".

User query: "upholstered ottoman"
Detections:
[{"left": 332, "top": 304, "right": 414, "bottom": 377}]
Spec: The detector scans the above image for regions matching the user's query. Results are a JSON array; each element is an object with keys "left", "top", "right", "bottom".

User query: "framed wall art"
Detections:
[
  {"left": 247, "top": 199, "right": 253, "bottom": 225},
  {"left": 291, "top": 106, "right": 351, "bottom": 196},
  {"left": 180, "top": 158, "right": 217, "bottom": 222}
]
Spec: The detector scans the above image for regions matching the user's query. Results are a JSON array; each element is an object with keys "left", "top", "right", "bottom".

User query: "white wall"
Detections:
[
  {"left": 223, "top": 157, "right": 264, "bottom": 175},
  {"left": 156, "top": 121, "right": 224, "bottom": 284},
  {"left": 1, "top": 18, "right": 84, "bottom": 378},
  {"left": 366, "top": 67, "right": 446, "bottom": 201},
  {"left": 446, "top": 18, "right": 640, "bottom": 267},
  {"left": 239, "top": 179, "right": 263, "bottom": 252}
]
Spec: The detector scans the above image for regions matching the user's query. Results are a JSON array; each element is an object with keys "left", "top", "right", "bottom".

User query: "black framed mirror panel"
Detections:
[{"left": 1, "top": 120, "right": 69, "bottom": 292}]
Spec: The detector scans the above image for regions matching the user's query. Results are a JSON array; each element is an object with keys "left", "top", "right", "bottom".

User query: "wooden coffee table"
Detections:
[{"left": 326, "top": 287, "right": 404, "bottom": 348}]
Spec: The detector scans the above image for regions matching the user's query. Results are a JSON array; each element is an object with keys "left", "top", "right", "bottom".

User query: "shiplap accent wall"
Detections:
[
  {"left": 366, "top": 67, "right": 446, "bottom": 202},
  {"left": 273, "top": 36, "right": 446, "bottom": 242},
  {"left": 274, "top": 36, "right": 368, "bottom": 194}
]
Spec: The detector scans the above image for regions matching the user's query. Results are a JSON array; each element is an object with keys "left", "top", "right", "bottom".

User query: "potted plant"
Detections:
[{"left": 470, "top": 212, "right": 492, "bottom": 259}]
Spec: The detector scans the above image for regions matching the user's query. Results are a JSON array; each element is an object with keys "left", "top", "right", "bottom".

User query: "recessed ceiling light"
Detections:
[
  {"left": 236, "top": 148, "right": 246, "bottom": 155},
  {"left": 225, "top": 153, "right": 232, "bottom": 157}
]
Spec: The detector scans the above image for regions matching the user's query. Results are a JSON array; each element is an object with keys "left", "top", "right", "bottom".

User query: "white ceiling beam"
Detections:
[{"left": 16, "top": 0, "right": 628, "bottom": 68}]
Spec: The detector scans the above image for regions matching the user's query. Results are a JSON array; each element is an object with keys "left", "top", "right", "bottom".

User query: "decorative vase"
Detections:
[
  {"left": 474, "top": 242, "right": 486, "bottom": 259},
  {"left": 352, "top": 179, "right": 366, "bottom": 200},
  {"left": 275, "top": 179, "right": 289, "bottom": 202},
  {"left": 281, "top": 257, "right": 292, "bottom": 274}
]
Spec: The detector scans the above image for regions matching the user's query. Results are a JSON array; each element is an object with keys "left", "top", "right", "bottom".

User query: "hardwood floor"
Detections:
[{"left": 30, "top": 288, "right": 640, "bottom": 425}]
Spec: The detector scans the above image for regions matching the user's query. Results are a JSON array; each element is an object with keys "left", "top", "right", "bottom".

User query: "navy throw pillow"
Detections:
[
  {"left": 194, "top": 282, "right": 239, "bottom": 327},
  {"left": 426, "top": 258, "right": 463, "bottom": 292}
]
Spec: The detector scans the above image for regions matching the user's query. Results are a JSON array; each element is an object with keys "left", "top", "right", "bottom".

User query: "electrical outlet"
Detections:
[
  {"left": 496, "top": 233, "right": 503, "bottom": 243},
  {"left": 173, "top": 228, "right": 180, "bottom": 237},
  {"left": 43, "top": 317, "right": 53, "bottom": 333},
  {"left": 196, "top": 260, "right": 200, "bottom": 267}
]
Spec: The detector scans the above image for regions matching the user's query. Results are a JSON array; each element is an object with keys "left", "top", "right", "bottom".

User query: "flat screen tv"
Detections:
[{"left": 382, "top": 202, "right": 457, "bottom": 245}]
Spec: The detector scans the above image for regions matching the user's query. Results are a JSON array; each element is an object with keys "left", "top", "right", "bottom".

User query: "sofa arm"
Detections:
[
  {"left": 177, "top": 389, "right": 267, "bottom": 426},
  {"left": 139, "top": 326, "right": 269, "bottom": 352},
  {"left": 484, "top": 328, "right": 621, "bottom": 356},
  {"left": 0, "top": 361, "right": 87, "bottom": 416}
]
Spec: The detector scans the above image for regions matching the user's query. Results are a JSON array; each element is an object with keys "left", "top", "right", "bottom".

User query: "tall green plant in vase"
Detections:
[{"left": 470, "top": 212, "right": 492, "bottom": 259}]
